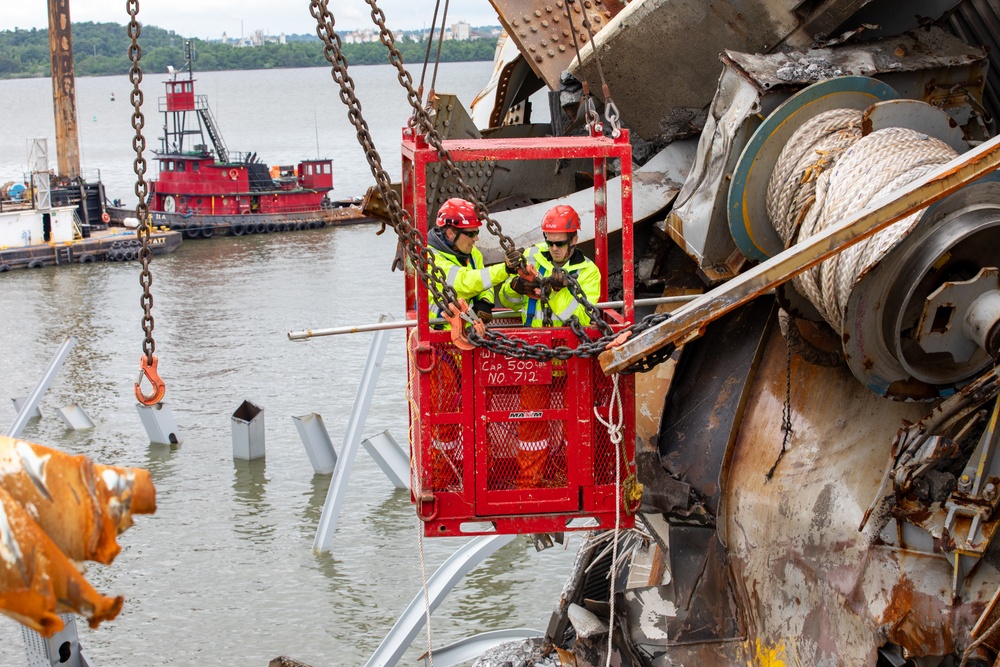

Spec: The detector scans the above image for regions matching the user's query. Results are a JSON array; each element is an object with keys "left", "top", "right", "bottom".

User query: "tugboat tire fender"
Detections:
[
  {"left": 124, "top": 248, "right": 136, "bottom": 261},
  {"left": 0, "top": 263, "right": 11, "bottom": 272},
  {"left": 231, "top": 222, "right": 246, "bottom": 236},
  {"left": 202, "top": 223, "right": 216, "bottom": 239},
  {"left": 79, "top": 253, "right": 96, "bottom": 264},
  {"left": 255, "top": 222, "right": 267, "bottom": 234},
  {"left": 27, "top": 259, "right": 45, "bottom": 269},
  {"left": 265, "top": 222, "right": 277, "bottom": 233}
]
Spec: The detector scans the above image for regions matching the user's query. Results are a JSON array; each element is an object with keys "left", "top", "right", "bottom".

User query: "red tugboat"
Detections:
[{"left": 110, "top": 43, "right": 368, "bottom": 238}]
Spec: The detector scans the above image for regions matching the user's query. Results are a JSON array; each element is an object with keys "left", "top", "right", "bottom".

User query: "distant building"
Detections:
[
  {"left": 343, "top": 29, "right": 380, "bottom": 44},
  {"left": 451, "top": 21, "right": 470, "bottom": 41}
]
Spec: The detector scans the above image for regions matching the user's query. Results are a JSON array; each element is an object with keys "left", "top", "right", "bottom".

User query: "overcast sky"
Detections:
[{"left": 5, "top": 0, "right": 501, "bottom": 39}]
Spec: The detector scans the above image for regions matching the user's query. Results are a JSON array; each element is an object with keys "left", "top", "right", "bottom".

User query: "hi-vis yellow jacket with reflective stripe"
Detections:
[
  {"left": 498, "top": 243, "right": 601, "bottom": 327},
  {"left": 427, "top": 233, "right": 508, "bottom": 323}
]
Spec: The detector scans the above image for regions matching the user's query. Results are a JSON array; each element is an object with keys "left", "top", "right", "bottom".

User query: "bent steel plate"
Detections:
[{"left": 728, "top": 76, "right": 899, "bottom": 262}]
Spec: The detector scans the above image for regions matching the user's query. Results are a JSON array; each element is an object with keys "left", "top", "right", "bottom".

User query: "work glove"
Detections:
[
  {"left": 545, "top": 268, "right": 573, "bottom": 290},
  {"left": 504, "top": 247, "right": 524, "bottom": 275},
  {"left": 511, "top": 276, "right": 542, "bottom": 297},
  {"left": 472, "top": 298, "right": 494, "bottom": 324}
]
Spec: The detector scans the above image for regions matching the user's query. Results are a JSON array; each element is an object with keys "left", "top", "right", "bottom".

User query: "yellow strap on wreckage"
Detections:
[{"left": 0, "top": 434, "right": 156, "bottom": 636}]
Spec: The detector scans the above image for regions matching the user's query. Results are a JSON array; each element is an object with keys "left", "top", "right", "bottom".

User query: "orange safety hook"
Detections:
[
  {"left": 442, "top": 300, "right": 484, "bottom": 351},
  {"left": 135, "top": 355, "right": 166, "bottom": 405}
]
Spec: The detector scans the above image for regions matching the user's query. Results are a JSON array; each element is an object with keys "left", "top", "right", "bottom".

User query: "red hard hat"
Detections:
[
  {"left": 435, "top": 198, "right": 481, "bottom": 229},
  {"left": 541, "top": 205, "right": 580, "bottom": 233}
]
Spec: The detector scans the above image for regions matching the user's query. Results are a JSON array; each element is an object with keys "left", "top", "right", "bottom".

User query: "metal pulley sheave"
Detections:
[
  {"left": 841, "top": 179, "right": 1000, "bottom": 398},
  {"left": 728, "top": 76, "right": 1000, "bottom": 400}
]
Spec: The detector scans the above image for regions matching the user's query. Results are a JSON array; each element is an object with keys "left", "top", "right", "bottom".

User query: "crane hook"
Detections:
[{"left": 135, "top": 355, "right": 166, "bottom": 405}]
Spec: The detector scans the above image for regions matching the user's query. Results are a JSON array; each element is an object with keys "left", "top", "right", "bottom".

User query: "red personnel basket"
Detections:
[{"left": 402, "top": 127, "right": 636, "bottom": 536}]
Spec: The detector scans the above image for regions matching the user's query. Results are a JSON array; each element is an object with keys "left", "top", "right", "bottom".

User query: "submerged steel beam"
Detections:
[
  {"left": 313, "top": 316, "right": 392, "bottom": 552},
  {"left": 600, "top": 132, "right": 1000, "bottom": 375},
  {"left": 48, "top": 0, "right": 81, "bottom": 180},
  {"left": 7, "top": 336, "right": 76, "bottom": 438},
  {"left": 363, "top": 535, "right": 516, "bottom": 667}
]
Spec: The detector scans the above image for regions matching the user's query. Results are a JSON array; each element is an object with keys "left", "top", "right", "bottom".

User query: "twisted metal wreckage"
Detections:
[
  {"left": 0, "top": 434, "right": 155, "bottom": 636},
  {"left": 5, "top": 1, "right": 1000, "bottom": 666},
  {"left": 327, "top": 0, "right": 1000, "bottom": 663}
]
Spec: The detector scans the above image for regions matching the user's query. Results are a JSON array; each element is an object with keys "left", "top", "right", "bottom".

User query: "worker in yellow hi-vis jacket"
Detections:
[
  {"left": 426, "top": 198, "right": 522, "bottom": 490},
  {"left": 498, "top": 204, "right": 601, "bottom": 489}
]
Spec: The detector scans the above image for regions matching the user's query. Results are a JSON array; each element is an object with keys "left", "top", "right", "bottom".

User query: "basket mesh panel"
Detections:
[
  {"left": 592, "top": 363, "right": 617, "bottom": 486},
  {"left": 428, "top": 343, "right": 464, "bottom": 492}
]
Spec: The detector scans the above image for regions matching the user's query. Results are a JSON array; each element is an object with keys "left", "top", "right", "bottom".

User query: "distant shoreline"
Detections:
[{"left": 0, "top": 22, "right": 499, "bottom": 80}]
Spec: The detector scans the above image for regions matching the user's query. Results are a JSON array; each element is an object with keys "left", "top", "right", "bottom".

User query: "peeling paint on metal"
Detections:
[{"left": 751, "top": 638, "right": 787, "bottom": 667}]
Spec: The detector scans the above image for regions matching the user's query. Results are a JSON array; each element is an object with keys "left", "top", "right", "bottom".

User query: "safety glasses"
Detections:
[
  {"left": 458, "top": 229, "right": 479, "bottom": 238},
  {"left": 544, "top": 237, "right": 571, "bottom": 248}
]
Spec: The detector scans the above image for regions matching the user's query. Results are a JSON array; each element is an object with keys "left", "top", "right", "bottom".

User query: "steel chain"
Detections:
[
  {"left": 127, "top": 0, "right": 154, "bottom": 364},
  {"left": 311, "top": 0, "right": 674, "bottom": 374},
  {"left": 309, "top": 0, "right": 458, "bottom": 314},
  {"left": 362, "top": 0, "right": 518, "bottom": 256}
]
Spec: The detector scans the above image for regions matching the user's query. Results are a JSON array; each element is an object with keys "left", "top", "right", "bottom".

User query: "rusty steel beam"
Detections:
[
  {"left": 48, "top": 0, "right": 81, "bottom": 180},
  {"left": 599, "top": 132, "right": 1000, "bottom": 375}
]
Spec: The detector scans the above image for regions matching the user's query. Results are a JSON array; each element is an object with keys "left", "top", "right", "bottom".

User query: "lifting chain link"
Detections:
[
  {"left": 360, "top": 0, "right": 518, "bottom": 257},
  {"left": 127, "top": 0, "right": 165, "bottom": 405},
  {"left": 309, "top": 0, "right": 458, "bottom": 315},
  {"left": 309, "top": 0, "right": 671, "bottom": 374}
]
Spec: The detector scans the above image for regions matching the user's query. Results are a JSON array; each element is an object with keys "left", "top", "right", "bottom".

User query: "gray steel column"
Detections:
[
  {"left": 7, "top": 336, "right": 76, "bottom": 438},
  {"left": 313, "top": 315, "right": 392, "bottom": 552},
  {"left": 361, "top": 430, "right": 410, "bottom": 489}
]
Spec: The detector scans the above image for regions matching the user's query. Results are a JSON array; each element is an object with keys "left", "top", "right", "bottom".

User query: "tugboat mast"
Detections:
[{"left": 160, "top": 41, "right": 230, "bottom": 163}]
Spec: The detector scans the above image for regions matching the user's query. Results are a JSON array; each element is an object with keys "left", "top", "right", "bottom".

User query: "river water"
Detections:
[{"left": 0, "top": 62, "right": 576, "bottom": 666}]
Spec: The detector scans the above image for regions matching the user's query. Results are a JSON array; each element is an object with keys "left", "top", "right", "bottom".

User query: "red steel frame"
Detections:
[{"left": 403, "top": 127, "right": 636, "bottom": 536}]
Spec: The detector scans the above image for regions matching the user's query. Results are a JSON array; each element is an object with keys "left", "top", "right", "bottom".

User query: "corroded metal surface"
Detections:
[
  {"left": 722, "top": 332, "right": 995, "bottom": 664},
  {"left": 47, "top": 0, "right": 80, "bottom": 179},
  {"left": 657, "top": 298, "right": 774, "bottom": 517},
  {"left": 0, "top": 434, "right": 155, "bottom": 636},
  {"left": 486, "top": 0, "right": 626, "bottom": 91}
]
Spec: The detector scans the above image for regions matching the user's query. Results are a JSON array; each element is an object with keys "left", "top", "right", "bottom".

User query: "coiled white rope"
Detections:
[
  {"left": 766, "top": 108, "right": 864, "bottom": 245},
  {"left": 767, "top": 115, "right": 958, "bottom": 333}
]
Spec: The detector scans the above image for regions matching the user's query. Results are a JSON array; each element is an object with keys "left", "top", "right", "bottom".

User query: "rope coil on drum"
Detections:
[
  {"left": 737, "top": 77, "right": 1000, "bottom": 400},
  {"left": 769, "top": 119, "right": 958, "bottom": 333}
]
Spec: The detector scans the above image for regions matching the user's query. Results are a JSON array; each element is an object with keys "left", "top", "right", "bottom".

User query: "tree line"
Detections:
[{"left": 0, "top": 22, "right": 498, "bottom": 79}]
